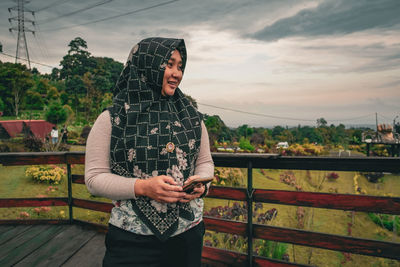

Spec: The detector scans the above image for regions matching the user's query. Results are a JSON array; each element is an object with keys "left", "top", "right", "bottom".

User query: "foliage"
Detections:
[
  {"left": 213, "top": 167, "right": 245, "bottom": 187},
  {"left": 368, "top": 213, "right": 400, "bottom": 235},
  {"left": 0, "top": 97, "right": 4, "bottom": 111},
  {"left": 282, "top": 143, "right": 325, "bottom": 156},
  {"left": 23, "top": 136, "right": 44, "bottom": 152},
  {"left": 327, "top": 172, "right": 339, "bottom": 180},
  {"left": 256, "top": 240, "right": 289, "bottom": 261},
  {"left": 45, "top": 102, "right": 68, "bottom": 125},
  {"left": 204, "top": 114, "right": 232, "bottom": 146},
  {"left": 80, "top": 126, "right": 92, "bottom": 141},
  {"left": 25, "top": 90, "right": 44, "bottom": 110},
  {"left": 25, "top": 165, "right": 66, "bottom": 184},
  {"left": 239, "top": 137, "right": 254, "bottom": 152},
  {"left": 0, "top": 61, "right": 34, "bottom": 116}
]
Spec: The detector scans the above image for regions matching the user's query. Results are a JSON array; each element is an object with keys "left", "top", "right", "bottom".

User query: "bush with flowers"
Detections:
[
  {"left": 213, "top": 167, "right": 245, "bottom": 187},
  {"left": 25, "top": 165, "right": 65, "bottom": 184},
  {"left": 281, "top": 143, "right": 325, "bottom": 156}
]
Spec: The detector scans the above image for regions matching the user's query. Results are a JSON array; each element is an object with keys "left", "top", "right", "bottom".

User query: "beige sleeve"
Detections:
[
  {"left": 194, "top": 121, "right": 214, "bottom": 179},
  {"left": 85, "top": 111, "right": 137, "bottom": 200},
  {"left": 84, "top": 111, "right": 214, "bottom": 200}
]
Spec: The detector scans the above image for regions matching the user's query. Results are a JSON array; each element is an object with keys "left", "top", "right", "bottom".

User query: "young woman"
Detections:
[{"left": 85, "top": 37, "right": 214, "bottom": 267}]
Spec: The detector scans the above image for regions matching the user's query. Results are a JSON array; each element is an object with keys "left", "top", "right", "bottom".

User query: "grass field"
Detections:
[{"left": 0, "top": 149, "right": 399, "bottom": 266}]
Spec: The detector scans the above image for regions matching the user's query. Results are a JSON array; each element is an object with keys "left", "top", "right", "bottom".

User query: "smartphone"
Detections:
[{"left": 182, "top": 177, "right": 214, "bottom": 193}]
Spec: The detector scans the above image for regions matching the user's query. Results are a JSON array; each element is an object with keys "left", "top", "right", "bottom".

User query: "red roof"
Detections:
[{"left": 0, "top": 120, "right": 55, "bottom": 140}]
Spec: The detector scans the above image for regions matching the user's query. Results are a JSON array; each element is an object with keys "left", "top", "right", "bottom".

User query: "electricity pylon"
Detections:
[{"left": 8, "top": 0, "right": 35, "bottom": 69}]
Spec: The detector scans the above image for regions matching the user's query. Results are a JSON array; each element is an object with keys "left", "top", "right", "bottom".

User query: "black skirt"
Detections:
[{"left": 103, "top": 221, "right": 205, "bottom": 267}]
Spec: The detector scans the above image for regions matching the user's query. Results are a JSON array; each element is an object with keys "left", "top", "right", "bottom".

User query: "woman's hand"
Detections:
[
  {"left": 179, "top": 175, "right": 206, "bottom": 203},
  {"left": 135, "top": 175, "right": 186, "bottom": 203}
]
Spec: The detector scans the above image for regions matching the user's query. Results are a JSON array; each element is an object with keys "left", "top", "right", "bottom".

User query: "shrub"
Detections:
[
  {"left": 368, "top": 213, "right": 399, "bottom": 235},
  {"left": 25, "top": 165, "right": 65, "bottom": 184},
  {"left": 327, "top": 172, "right": 339, "bottom": 180},
  {"left": 363, "top": 172, "right": 384, "bottom": 183},
  {"left": 23, "top": 136, "right": 44, "bottom": 152},
  {"left": 80, "top": 126, "right": 92, "bottom": 142},
  {"left": 214, "top": 167, "right": 245, "bottom": 187}
]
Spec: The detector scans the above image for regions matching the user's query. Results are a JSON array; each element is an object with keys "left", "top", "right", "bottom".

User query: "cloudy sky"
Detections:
[{"left": 1, "top": 0, "right": 399, "bottom": 127}]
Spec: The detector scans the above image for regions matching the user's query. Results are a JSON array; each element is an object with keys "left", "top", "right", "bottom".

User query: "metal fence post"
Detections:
[
  {"left": 67, "top": 163, "right": 73, "bottom": 224},
  {"left": 247, "top": 160, "right": 254, "bottom": 267}
]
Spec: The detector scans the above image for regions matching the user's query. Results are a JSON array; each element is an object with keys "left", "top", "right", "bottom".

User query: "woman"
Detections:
[{"left": 85, "top": 37, "right": 214, "bottom": 267}]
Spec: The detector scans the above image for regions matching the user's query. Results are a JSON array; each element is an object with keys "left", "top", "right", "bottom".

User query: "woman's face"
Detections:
[{"left": 161, "top": 49, "right": 183, "bottom": 96}]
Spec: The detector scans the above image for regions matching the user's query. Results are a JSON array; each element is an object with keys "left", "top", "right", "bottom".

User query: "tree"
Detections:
[
  {"left": 45, "top": 102, "right": 68, "bottom": 125},
  {"left": 317, "top": 118, "right": 327, "bottom": 127},
  {"left": 60, "top": 37, "right": 93, "bottom": 80},
  {"left": 0, "top": 62, "right": 33, "bottom": 116}
]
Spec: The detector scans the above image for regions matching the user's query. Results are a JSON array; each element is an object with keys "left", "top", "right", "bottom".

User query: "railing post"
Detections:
[
  {"left": 247, "top": 160, "right": 254, "bottom": 267},
  {"left": 67, "top": 163, "right": 73, "bottom": 224}
]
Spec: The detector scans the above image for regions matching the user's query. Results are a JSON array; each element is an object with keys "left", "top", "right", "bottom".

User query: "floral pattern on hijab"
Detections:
[{"left": 108, "top": 37, "right": 203, "bottom": 241}]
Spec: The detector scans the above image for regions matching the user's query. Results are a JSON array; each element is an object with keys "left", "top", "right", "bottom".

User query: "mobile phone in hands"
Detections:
[{"left": 182, "top": 177, "right": 214, "bottom": 193}]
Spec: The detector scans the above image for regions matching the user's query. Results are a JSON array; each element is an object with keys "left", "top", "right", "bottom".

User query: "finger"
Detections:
[
  {"left": 162, "top": 183, "right": 183, "bottom": 192},
  {"left": 184, "top": 175, "right": 200, "bottom": 185},
  {"left": 161, "top": 175, "right": 178, "bottom": 185}
]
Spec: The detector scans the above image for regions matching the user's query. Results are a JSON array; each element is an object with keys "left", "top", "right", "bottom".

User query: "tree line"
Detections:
[
  {"left": 0, "top": 37, "right": 123, "bottom": 125},
  {"left": 0, "top": 37, "right": 377, "bottom": 151}
]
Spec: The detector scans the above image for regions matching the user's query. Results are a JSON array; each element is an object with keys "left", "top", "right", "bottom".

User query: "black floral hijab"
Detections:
[{"left": 108, "top": 37, "right": 203, "bottom": 240}]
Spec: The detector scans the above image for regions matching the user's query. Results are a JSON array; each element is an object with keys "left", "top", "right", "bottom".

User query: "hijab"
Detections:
[{"left": 108, "top": 37, "right": 203, "bottom": 240}]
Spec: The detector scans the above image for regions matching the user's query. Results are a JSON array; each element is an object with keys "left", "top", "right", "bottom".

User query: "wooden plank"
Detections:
[
  {"left": 73, "top": 219, "right": 108, "bottom": 233},
  {"left": 72, "top": 174, "right": 85, "bottom": 184},
  {"left": 204, "top": 217, "right": 247, "bottom": 236},
  {"left": 207, "top": 187, "right": 247, "bottom": 201},
  {"left": 0, "top": 225, "right": 51, "bottom": 259},
  {"left": 202, "top": 246, "right": 247, "bottom": 267},
  {"left": 0, "top": 152, "right": 67, "bottom": 166},
  {"left": 0, "top": 197, "right": 68, "bottom": 208},
  {"left": 0, "top": 225, "right": 15, "bottom": 235},
  {"left": 253, "top": 256, "right": 311, "bottom": 267},
  {"left": 253, "top": 189, "right": 400, "bottom": 215},
  {"left": 65, "top": 152, "right": 85, "bottom": 164},
  {"left": 211, "top": 153, "right": 400, "bottom": 172},
  {"left": 0, "top": 225, "right": 33, "bottom": 246},
  {"left": 253, "top": 224, "right": 400, "bottom": 260},
  {"left": 14, "top": 225, "right": 97, "bottom": 267},
  {"left": 72, "top": 198, "right": 113, "bottom": 213},
  {"left": 62, "top": 232, "right": 105, "bottom": 267},
  {"left": 0, "top": 219, "right": 69, "bottom": 225},
  {"left": 0, "top": 225, "right": 64, "bottom": 266}
]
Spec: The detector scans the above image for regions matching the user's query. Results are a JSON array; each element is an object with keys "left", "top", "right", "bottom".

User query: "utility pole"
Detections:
[{"left": 8, "top": 0, "right": 35, "bottom": 69}]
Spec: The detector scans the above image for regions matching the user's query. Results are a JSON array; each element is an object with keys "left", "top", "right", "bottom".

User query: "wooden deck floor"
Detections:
[{"left": 0, "top": 224, "right": 105, "bottom": 267}]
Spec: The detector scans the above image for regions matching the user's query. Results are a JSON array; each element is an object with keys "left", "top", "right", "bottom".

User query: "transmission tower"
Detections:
[{"left": 8, "top": 0, "right": 35, "bottom": 69}]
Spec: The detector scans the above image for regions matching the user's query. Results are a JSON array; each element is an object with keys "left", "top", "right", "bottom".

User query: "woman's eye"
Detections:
[
  {"left": 178, "top": 66, "right": 183, "bottom": 71},
  {"left": 167, "top": 62, "right": 173, "bottom": 67}
]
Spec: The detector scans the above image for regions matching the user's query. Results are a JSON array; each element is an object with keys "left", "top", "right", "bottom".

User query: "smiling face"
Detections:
[{"left": 161, "top": 49, "right": 183, "bottom": 96}]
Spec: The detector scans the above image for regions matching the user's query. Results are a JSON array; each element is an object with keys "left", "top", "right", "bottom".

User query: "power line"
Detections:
[
  {"left": 198, "top": 102, "right": 376, "bottom": 123},
  {"left": 0, "top": 51, "right": 56, "bottom": 69},
  {"left": 34, "top": 0, "right": 74, "bottom": 12},
  {"left": 41, "top": 0, "right": 179, "bottom": 32},
  {"left": 37, "top": 0, "right": 116, "bottom": 25},
  {"left": 198, "top": 102, "right": 315, "bottom": 122}
]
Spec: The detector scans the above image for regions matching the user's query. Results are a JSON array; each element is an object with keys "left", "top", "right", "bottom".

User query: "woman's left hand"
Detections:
[{"left": 179, "top": 175, "right": 205, "bottom": 203}]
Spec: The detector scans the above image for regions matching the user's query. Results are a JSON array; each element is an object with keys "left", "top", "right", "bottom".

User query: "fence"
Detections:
[{"left": 0, "top": 152, "right": 399, "bottom": 266}]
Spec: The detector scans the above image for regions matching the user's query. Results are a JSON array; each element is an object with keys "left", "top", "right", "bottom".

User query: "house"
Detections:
[
  {"left": 276, "top": 141, "right": 289, "bottom": 149},
  {"left": 0, "top": 120, "right": 55, "bottom": 140}
]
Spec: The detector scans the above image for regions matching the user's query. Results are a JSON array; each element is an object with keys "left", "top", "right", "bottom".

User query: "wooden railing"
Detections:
[{"left": 0, "top": 152, "right": 400, "bottom": 267}]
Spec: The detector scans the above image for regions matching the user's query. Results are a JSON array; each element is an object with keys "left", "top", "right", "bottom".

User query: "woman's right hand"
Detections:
[{"left": 135, "top": 175, "right": 186, "bottom": 203}]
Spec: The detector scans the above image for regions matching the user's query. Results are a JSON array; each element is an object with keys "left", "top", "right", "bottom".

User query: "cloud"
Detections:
[{"left": 251, "top": 0, "right": 400, "bottom": 41}]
